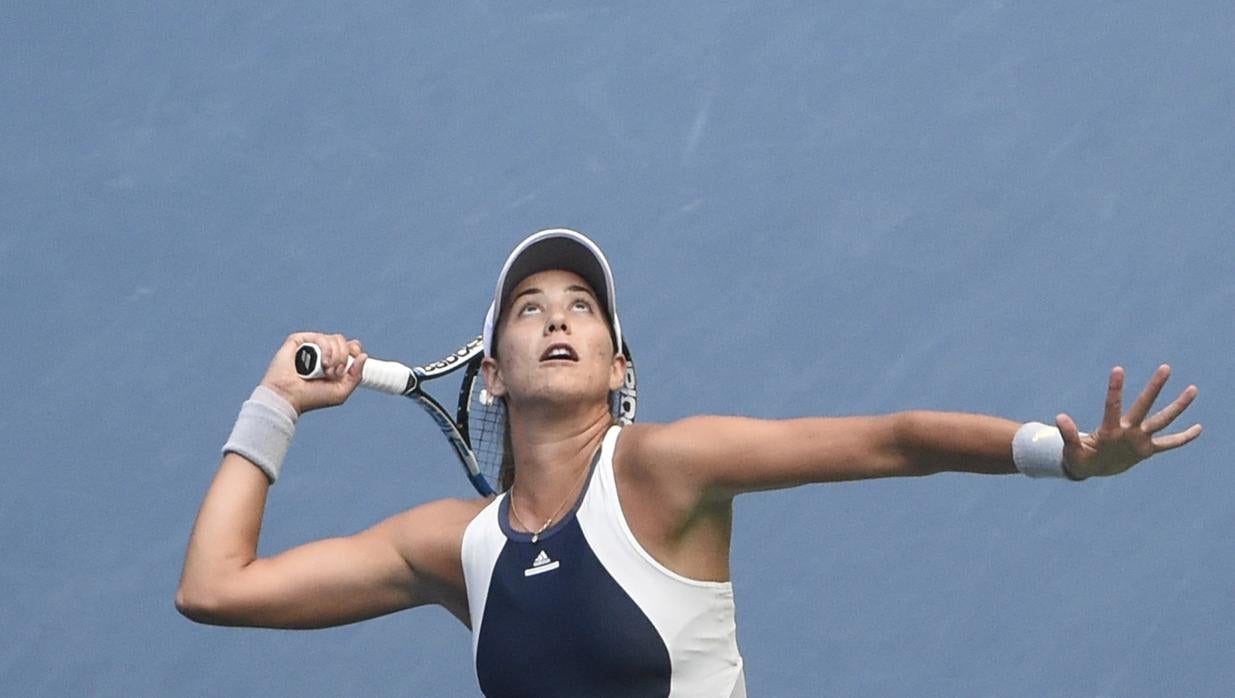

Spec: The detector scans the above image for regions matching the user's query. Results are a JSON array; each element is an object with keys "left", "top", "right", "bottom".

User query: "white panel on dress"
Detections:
[
  {"left": 578, "top": 426, "right": 746, "bottom": 698},
  {"left": 460, "top": 494, "right": 508, "bottom": 656}
]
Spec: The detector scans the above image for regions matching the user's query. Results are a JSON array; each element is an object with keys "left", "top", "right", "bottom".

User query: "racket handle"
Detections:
[{"left": 294, "top": 343, "right": 415, "bottom": 396}]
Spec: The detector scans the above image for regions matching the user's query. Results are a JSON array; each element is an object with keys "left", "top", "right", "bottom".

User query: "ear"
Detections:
[
  {"left": 607, "top": 351, "right": 628, "bottom": 392},
  {"left": 481, "top": 356, "right": 507, "bottom": 397}
]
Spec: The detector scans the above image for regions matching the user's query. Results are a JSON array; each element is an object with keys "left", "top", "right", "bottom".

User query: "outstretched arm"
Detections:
[
  {"left": 629, "top": 365, "right": 1200, "bottom": 498},
  {"left": 628, "top": 411, "right": 1019, "bottom": 498}
]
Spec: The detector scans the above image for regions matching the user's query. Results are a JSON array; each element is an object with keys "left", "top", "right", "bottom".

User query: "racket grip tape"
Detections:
[{"left": 294, "top": 343, "right": 415, "bottom": 396}]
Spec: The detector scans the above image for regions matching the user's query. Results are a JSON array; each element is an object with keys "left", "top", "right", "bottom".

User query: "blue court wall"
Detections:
[{"left": 2, "top": 2, "right": 1232, "bottom": 695}]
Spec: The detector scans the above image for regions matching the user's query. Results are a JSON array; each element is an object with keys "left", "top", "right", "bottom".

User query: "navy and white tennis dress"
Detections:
[{"left": 462, "top": 426, "right": 746, "bottom": 697}]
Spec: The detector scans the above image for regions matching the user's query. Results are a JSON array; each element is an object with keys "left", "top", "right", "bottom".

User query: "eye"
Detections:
[
  {"left": 517, "top": 302, "right": 542, "bottom": 316},
  {"left": 571, "top": 298, "right": 593, "bottom": 313}
]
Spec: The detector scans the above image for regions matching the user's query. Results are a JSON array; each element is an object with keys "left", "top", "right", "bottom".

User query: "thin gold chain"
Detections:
[{"left": 508, "top": 459, "right": 592, "bottom": 544}]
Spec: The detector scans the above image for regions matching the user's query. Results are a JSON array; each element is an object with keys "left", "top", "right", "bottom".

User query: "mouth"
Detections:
[{"left": 540, "top": 343, "right": 579, "bottom": 362}]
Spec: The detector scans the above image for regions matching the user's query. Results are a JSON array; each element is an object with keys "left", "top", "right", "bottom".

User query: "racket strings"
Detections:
[{"left": 468, "top": 379, "right": 509, "bottom": 491}]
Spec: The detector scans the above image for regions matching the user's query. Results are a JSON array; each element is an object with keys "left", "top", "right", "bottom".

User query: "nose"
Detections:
[{"left": 544, "top": 307, "right": 569, "bottom": 335}]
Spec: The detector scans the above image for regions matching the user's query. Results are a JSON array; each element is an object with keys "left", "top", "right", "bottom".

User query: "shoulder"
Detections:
[
  {"left": 616, "top": 415, "right": 884, "bottom": 496},
  {"left": 362, "top": 496, "right": 493, "bottom": 617},
  {"left": 372, "top": 497, "right": 492, "bottom": 574},
  {"left": 616, "top": 417, "right": 761, "bottom": 471},
  {"left": 613, "top": 418, "right": 742, "bottom": 496},
  {"left": 383, "top": 496, "right": 491, "bottom": 541}
]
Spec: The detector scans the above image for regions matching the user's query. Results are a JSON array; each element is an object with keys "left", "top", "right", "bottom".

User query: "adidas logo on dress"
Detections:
[{"left": 524, "top": 549, "right": 560, "bottom": 577}]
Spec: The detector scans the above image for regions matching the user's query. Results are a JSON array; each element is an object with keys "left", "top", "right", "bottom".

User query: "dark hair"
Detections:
[{"left": 498, "top": 408, "right": 515, "bottom": 491}]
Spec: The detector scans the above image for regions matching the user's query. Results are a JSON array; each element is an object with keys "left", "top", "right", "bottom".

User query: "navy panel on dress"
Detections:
[{"left": 475, "top": 516, "right": 671, "bottom": 698}]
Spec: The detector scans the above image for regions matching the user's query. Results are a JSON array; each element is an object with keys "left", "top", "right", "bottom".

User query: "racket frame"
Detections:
[
  {"left": 386, "top": 337, "right": 495, "bottom": 496},
  {"left": 296, "top": 335, "right": 637, "bottom": 498}
]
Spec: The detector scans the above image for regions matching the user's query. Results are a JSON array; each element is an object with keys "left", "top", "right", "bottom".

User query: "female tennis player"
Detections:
[{"left": 177, "top": 229, "right": 1202, "bottom": 697}]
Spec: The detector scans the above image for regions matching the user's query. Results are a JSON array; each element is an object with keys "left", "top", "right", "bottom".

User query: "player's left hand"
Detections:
[{"left": 1056, "top": 365, "right": 1201, "bottom": 479}]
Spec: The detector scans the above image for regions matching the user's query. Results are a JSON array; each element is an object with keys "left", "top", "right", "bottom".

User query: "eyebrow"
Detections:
[
  {"left": 510, "top": 287, "right": 543, "bottom": 306},
  {"left": 510, "top": 284, "right": 597, "bottom": 306}
]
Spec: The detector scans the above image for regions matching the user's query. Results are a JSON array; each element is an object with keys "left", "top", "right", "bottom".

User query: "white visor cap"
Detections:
[{"left": 483, "top": 228, "right": 622, "bottom": 358}]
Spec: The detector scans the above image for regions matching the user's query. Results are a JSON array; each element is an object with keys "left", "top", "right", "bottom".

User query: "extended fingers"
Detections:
[
  {"left": 1125, "top": 364, "right": 1171, "bottom": 425},
  {"left": 1101, "top": 367, "right": 1126, "bottom": 432},
  {"left": 1151, "top": 423, "right": 1204, "bottom": 452},
  {"left": 1142, "top": 383, "right": 1198, "bottom": 433},
  {"left": 1056, "top": 412, "right": 1082, "bottom": 446}
]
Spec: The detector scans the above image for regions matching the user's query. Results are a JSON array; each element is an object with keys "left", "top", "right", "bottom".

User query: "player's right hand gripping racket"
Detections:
[{"left": 294, "top": 336, "right": 637, "bottom": 496}]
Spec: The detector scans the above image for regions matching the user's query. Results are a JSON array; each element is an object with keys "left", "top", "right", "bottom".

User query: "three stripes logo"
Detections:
[{"left": 524, "top": 550, "right": 560, "bottom": 577}]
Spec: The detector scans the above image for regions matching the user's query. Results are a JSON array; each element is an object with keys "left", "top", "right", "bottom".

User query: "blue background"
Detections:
[{"left": 2, "top": 2, "right": 1231, "bottom": 695}]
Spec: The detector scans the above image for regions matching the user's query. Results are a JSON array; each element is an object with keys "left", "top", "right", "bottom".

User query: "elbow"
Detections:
[
  {"left": 175, "top": 582, "right": 234, "bottom": 626},
  {"left": 175, "top": 584, "right": 215, "bottom": 624},
  {"left": 887, "top": 411, "right": 944, "bottom": 477}
]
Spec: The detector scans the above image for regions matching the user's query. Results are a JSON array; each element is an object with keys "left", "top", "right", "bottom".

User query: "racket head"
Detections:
[{"left": 458, "top": 359, "right": 507, "bottom": 494}]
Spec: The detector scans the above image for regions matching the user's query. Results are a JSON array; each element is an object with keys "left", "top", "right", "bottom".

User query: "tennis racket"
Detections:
[{"left": 294, "top": 336, "right": 637, "bottom": 496}]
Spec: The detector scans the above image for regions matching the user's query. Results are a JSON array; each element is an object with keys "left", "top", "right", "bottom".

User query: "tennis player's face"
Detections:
[{"left": 489, "top": 269, "right": 624, "bottom": 409}]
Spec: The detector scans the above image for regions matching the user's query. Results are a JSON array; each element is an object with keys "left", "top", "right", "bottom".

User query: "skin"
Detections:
[{"left": 177, "top": 269, "right": 1203, "bottom": 628}]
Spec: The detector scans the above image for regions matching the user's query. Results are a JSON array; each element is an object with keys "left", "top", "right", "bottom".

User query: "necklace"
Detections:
[{"left": 508, "top": 460, "right": 592, "bottom": 544}]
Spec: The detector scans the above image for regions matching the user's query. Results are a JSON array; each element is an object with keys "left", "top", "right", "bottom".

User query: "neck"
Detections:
[{"left": 504, "top": 400, "right": 613, "bottom": 519}]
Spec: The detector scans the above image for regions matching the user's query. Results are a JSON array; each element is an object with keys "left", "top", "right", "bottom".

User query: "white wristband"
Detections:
[
  {"left": 1012, "top": 422, "right": 1084, "bottom": 480},
  {"left": 222, "top": 386, "right": 299, "bottom": 484}
]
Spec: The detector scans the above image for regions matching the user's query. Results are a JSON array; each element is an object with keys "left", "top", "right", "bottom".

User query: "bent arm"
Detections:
[
  {"left": 176, "top": 453, "right": 470, "bottom": 628},
  {"left": 633, "top": 411, "right": 1019, "bottom": 497}
]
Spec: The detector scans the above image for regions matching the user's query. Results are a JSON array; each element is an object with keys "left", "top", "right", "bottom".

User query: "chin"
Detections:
[{"left": 519, "top": 383, "right": 608, "bottom": 409}]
